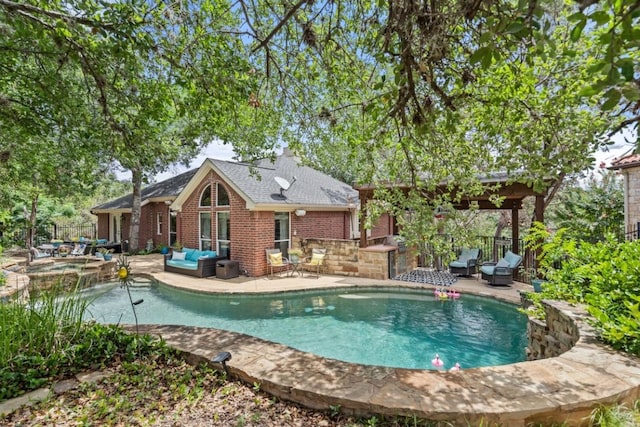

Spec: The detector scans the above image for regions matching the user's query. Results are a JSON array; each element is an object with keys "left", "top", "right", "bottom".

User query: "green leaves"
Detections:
[{"left": 469, "top": 46, "right": 496, "bottom": 69}]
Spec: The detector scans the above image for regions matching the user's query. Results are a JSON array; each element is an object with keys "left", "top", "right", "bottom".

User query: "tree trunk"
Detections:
[
  {"left": 25, "top": 194, "right": 39, "bottom": 263},
  {"left": 493, "top": 211, "right": 510, "bottom": 260},
  {"left": 129, "top": 167, "right": 143, "bottom": 252}
]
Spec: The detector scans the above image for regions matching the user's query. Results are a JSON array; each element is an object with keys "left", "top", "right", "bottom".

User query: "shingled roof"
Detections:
[
  {"left": 206, "top": 153, "right": 357, "bottom": 209},
  {"left": 92, "top": 151, "right": 358, "bottom": 213}
]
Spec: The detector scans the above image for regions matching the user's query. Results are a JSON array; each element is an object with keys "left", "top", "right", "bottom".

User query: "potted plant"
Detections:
[
  {"left": 58, "top": 245, "right": 70, "bottom": 257},
  {"left": 288, "top": 248, "right": 303, "bottom": 263},
  {"left": 173, "top": 241, "right": 183, "bottom": 252},
  {"left": 98, "top": 247, "right": 114, "bottom": 261}
]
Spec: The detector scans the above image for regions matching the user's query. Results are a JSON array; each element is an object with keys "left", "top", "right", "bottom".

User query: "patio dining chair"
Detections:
[
  {"left": 301, "top": 248, "right": 327, "bottom": 278},
  {"left": 266, "top": 248, "right": 291, "bottom": 278}
]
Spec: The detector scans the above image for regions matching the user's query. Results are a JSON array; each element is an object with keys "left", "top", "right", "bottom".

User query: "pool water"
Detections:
[{"left": 81, "top": 282, "right": 528, "bottom": 370}]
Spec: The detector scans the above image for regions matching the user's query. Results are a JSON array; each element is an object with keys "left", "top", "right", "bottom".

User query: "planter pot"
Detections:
[
  {"left": 95, "top": 252, "right": 104, "bottom": 259},
  {"left": 103, "top": 254, "right": 113, "bottom": 261},
  {"left": 531, "top": 279, "right": 545, "bottom": 293},
  {"left": 289, "top": 254, "right": 300, "bottom": 263},
  {"left": 161, "top": 247, "right": 169, "bottom": 255}
]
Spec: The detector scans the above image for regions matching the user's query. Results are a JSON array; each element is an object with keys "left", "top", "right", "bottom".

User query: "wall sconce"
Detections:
[{"left": 295, "top": 209, "right": 306, "bottom": 217}]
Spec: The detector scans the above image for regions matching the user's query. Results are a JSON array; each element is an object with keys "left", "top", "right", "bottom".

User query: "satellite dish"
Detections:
[
  {"left": 274, "top": 176, "right": 291, "bottom": 191},
  {"left": 274, "top": 176, "right": 297, "bottom": 196}
]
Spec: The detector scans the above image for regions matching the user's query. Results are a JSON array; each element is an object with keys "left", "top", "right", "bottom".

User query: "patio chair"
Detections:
[
  {"left": 71, "top": 243, "right": 87, "bottom": 256},
  {"left": 480, "top": 250, "right": 523, "bottom": 286},
  {"left": 266, "top": 248, "right": 291, "bottom": 278},
  {"left": 301, "top": 248, "right": 327, "bottom": 278},
  {"left": 449, "top": 248, "right": 482, "bottom": 277},
  {"left": 30, "top": 246, "right": 51, "bottom": 260}
]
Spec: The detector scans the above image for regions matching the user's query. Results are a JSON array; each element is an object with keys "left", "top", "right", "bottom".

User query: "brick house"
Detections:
[
  {"left": 609, "top": 153, "right": 640, "bottom": 234},
  {"left": 92, "top": 150, "right": 394, "bottom": 277}
]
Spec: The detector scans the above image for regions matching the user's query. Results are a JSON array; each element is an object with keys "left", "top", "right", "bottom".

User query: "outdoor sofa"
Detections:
[{"left": 164, "top": 247, "right": 228, "bottom": 278}]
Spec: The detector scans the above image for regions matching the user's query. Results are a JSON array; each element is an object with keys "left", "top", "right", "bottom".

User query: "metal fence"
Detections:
[
  {"left": 624, "top": 222, "right": 640, "bottom": 241},
  {"left": 33, "top": 223, "right": 97, "bottom": 245}
]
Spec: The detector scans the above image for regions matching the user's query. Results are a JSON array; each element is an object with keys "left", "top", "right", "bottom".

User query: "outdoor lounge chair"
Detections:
[
  {"left": 479, "top": 250, "right": 523, "bottom": 286},
  {"left": 30, "top": 246, "right": 51, "bottom": 260},
  {"left": 449, "top": 248, "right": 482, "bottom": 277},
  {"left": 301, "top": 248, "right": 326, "bottom": 278},
  {"left": 266, "top": 248, "right": 290, "bottom": 277},
  {"left": 71, "top": 243, "right": 87, "bottom": 256}
]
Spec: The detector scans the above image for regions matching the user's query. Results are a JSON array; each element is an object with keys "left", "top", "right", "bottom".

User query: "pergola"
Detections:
[{"left": 354, "top": 173, "right": 556, "bottom": 255}]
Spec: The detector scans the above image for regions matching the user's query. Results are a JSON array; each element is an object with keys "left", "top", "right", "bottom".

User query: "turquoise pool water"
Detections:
[{"left": 81, "top": 282, "right": 528, "bottom": 370}]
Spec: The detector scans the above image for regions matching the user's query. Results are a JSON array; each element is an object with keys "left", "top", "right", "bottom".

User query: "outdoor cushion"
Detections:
[
  {"left": 496, "top": 259, "right": 510, "bottom": 268},
  {"left": 459, "top": 248, "right": 477, "bottom": 262},
  {"left": 449, "top": 260, "right": 468, "bottom": 268},
  {"left": 166, "top": 259, "right": 198, "bottom": 270},
  {"left": 269, "top": 252, "right": 283, "bottom": 266},
  {"left": 172, "top": 251, "right": 186, "bottom": 261},
  {"left": 504, "top": 251, "right": 522, "bottom": 268},
  {"left": 184, "top": 248, "right": 200, "bottom": 262},
  {"left": 198, "top": 251, "right": 217, "bottom": 259},
  {"left": 309, "top": 253, "right": 325, "bottom": 265},
  {"left": 480, "top": 265, "right": 495, "bottom": 275}
]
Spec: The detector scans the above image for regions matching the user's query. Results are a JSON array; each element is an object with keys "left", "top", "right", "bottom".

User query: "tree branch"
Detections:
[{"left": 250, "top": 0, "right": 307, "bottom": 53}]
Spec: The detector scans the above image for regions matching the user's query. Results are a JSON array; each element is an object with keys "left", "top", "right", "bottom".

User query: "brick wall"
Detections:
[
  {"left": 369, "top": 213, "right": 393, "bottom": 240},
  {"left": 292, "top": 211, "right": 353, "bottom": 241}
]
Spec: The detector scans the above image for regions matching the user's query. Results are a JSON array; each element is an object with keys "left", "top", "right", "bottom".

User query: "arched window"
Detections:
[
  {"left": 199, "top": 185, "right": 211, "bottom": 207},
  {"left": 216, "top": 183, "right": 229, "bottom": 206}
]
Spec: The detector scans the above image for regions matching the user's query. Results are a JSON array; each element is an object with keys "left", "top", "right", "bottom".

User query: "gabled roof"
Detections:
[
  {"left": 91, "top": 169, "right": 198, "bottom": 213},
  {"left": 608, "top": 154, "right": 640, "bottom": 170},
  {"left": 92, "top": 152, "right": 358, "bottom": 213}
]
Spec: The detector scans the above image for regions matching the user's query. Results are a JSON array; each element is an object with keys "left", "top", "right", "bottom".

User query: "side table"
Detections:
[{"left": 288, "top": 261, "right": 303, "bottom": 277}]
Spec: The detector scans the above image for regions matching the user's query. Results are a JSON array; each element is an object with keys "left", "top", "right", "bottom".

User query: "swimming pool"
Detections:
[{"left": 81, "top": 282, "right": 528, "bottom": 370}]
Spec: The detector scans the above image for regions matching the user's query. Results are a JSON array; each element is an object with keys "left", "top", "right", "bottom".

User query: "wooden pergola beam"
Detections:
[{"left": 355, "top": 178, "right": 554, "bottom": 250}]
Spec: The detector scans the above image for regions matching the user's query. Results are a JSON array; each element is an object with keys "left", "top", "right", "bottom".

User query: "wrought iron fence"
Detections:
[
  {"left": 31, "top": 223, "right": 97, "bottom": 245},
  {"left": 624, "top": 222, "right": 640, "bottom": 241}
]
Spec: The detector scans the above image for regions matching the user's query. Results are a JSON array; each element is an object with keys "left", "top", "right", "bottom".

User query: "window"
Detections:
[
  {"left": 199, "top": 212, "right": 212, "bottom": 250},
  {"left": 200, "top": 185, "right": 212, "bottom": 207},
  {"left": 274, "top": 212, "right": 290, "bottom": 256},
  {"left": 169, "top": 212, "right": 177, "bottom": 246},
  {"left": 217, "top": 183, "right": 229, "bottom": 206},
  {"left": 217, "top": 211, "right": 230, "bottom": 258},
  {"left": 157, "top": 213, "right": 163, "bottom": 235}
]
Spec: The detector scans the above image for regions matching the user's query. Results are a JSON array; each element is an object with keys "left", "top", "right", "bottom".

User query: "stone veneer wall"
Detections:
[
  {"left": 527, "top": 299, "right": 587, "bottom": 360},
  {"left": 296, "top": 238, "right": 360, "bottom": 276},
  {"left": 620, "top": 166, "right": 640, "bottom": 231}
]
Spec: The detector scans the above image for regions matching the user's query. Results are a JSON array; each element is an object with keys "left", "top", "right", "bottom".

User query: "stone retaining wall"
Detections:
[{"left": 527, "top": 299, "right": 590, "bottom": 360}]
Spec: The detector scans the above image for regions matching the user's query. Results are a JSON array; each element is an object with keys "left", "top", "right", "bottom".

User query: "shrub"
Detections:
[
  {"left": 531, "top": 224, "right": 640, "bottom": 356},
  {"left": 0, "top": 286, "right": 174, "bottom": 400}
]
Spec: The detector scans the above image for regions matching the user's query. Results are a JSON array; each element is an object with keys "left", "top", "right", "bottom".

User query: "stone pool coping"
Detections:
[{"left": 122, "top": 255, "right": 640, "bottom": 426}]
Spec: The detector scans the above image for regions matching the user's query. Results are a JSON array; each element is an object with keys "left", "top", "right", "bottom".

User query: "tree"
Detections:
[
  {"left": 548, "top": 166, "right": 625, "bottom": 242},
  {"left": 240, "top": 1, "right": 618, "bottom": 253},
  {"left": 0, "top": 0, "right": 284, "bottom": 250}
]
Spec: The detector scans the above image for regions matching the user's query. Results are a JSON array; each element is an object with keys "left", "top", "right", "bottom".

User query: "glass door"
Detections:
[{"left": 217, "top": 211, "right": 230, "bottom": 258}]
